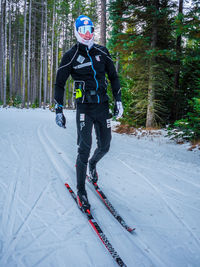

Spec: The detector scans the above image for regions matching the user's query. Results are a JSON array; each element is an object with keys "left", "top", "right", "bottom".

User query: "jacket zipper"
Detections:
[{"left": 86, "top": 48, "right": 100, "bottom": 103}]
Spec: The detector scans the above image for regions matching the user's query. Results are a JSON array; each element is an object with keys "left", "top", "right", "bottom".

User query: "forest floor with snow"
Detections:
[{"left": 0, "top": 108, "right": 200, "bottom": 267}]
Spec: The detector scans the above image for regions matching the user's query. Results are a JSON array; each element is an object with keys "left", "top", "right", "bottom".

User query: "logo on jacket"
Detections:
[
  {"left": 77, "top": 55, "right": 85, "bottom": 64},
  {"left": 95, "top": 55, "right": 101, "bottom": 62},
  {"left": 80, "top": 122, "right": 85, "bottom": 131},
  {"left": 80, "top": 113, "right": 85, "bottom": 121}
]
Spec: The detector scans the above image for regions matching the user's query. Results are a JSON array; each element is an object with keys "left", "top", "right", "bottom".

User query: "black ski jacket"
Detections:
[{"left": 54, "top": 42, "right": 121, "bottom": 105}]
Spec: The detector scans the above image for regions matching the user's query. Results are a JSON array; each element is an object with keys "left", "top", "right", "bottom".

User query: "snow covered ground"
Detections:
[{"left": 0, "top": 108, "right": 200, "bottom": 267}]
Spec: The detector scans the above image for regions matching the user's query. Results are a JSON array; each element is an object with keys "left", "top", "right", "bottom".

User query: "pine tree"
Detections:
[{"left": 108, "top": 0, "right": 177, "bottom": 127}]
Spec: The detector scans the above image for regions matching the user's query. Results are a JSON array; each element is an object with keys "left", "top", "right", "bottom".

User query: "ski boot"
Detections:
[
  {"left": 77, "top": 190, "right": 90, "bottom": 211},
  {"left": 88, "top": 161, "right": 98, "bottom": 183}
]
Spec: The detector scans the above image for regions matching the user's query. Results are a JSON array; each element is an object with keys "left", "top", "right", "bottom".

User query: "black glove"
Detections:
[
  {"left": 55, "top": 103, "right": 66, "bottom": 128},
  {"left": 55, "top": 113, "right": 66, "bottom": 128}
]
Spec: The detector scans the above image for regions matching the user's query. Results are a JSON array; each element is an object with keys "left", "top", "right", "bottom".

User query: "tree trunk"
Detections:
[
  {"left": 50, "top": 2, "right": 55, "bottom": 106},
  {"left": 14, "top": 2, "right": 19, "bottom": 97},
  {"left": 171, "top": 0, "right": 184, "bottom": 121},
  {"left": 43, "top": 0, "right": 48, "bottom": 108},
  {"left": 100, "top": 0, "right": 106, "bottom": 46},
  {"left": 3, "top": 0, "right": 7, "bottom": 107},
  {"left": 8, "top": 0, "right": 13, "bottom": 102},
  {"left": 54, "top": 35, "right": 59, "bottom": 105},
  {"left": 27, "top": 0, "right": 32, "bottom": 108},
  {"left": 146, "top": 0, "right": 159, "bottom": 128},
  {"left": 56, "top": 38, "right": 58, "bottom": 72},
  {"left": 32, "top": 10, "right": 37, "bottom": 105},
  {"left": 22, "top": 0, "right": 27, "bottom": 108},
  {"left": 146, "top": 59, "right": 156, "bottom": 128},
  {"left": 0, "top": 0, "right": 4, "bottom": 102},
  {"left": 39, "top": 2, "right": 44, "bottom": 108},
  {"left": 14, "top": 34, "right": 18, "bottom": 97}
]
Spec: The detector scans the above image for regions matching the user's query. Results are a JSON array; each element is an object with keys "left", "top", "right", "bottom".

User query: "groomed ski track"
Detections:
[{"left": 0, "top": 108, "right": 200, "bottom": 267}]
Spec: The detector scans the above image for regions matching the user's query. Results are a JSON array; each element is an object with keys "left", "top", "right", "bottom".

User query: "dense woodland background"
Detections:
[{"left": 0, "top": 0, "right": 199, "bottom": 140}]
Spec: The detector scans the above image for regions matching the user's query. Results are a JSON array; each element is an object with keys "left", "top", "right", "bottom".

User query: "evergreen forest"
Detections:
[{"left": 0, "top": 0, "right": 200, "bottom": 141}]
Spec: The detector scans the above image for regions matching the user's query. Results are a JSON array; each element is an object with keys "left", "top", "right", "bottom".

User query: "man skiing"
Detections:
[{"left": 54, "top": 15, "right": 123, "bottom": 211}]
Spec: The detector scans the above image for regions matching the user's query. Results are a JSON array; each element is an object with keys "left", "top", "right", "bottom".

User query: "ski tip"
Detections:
[{"left": 128, "top": 227, "right": 136, "bottom": 233}]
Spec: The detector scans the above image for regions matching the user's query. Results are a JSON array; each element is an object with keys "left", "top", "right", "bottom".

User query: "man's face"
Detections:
[{"left": 78, "top": 25, "right": 94, "bottom": 41}]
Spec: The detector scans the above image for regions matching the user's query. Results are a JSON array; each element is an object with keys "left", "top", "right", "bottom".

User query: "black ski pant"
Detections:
[{"left": 76, "top": 102, "right": 112, "bottom": 193}]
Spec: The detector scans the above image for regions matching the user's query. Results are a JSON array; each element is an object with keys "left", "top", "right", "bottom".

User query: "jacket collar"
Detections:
[{"left": 77, "top": 42, "right": 95, "bottom": 52}]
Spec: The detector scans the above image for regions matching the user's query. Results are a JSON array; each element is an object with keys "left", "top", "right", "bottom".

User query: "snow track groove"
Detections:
[
  {"left": 0, "top": 181, "right": 53, "bottom": 264},
  {"left": 117, "top": 158, "right": 200, "bottom": 249},
  {"left": 37, "top": 125, "right": 74, "bottom": 183},
  {"left": 43, "top": 125, "right": 75, "bottom": 169},
  {"left": 1, "top": 120, "right": 76, "bottom": 266},
  {"left": 118, "top": 152, "right": 200, "bottom": 189}
]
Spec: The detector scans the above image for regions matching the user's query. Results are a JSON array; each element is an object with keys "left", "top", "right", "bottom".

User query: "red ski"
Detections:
[
  {"left": 65, "top": 183, "right": 127, "bottom": 267},
  {"left": 87, "top": 176, "right": 135, "bottom": 233}
]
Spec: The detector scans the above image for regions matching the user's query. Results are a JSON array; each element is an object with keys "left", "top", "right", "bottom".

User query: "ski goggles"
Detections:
[{"left": 78, "top": 25, "right": 94, "bottom": 34}]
